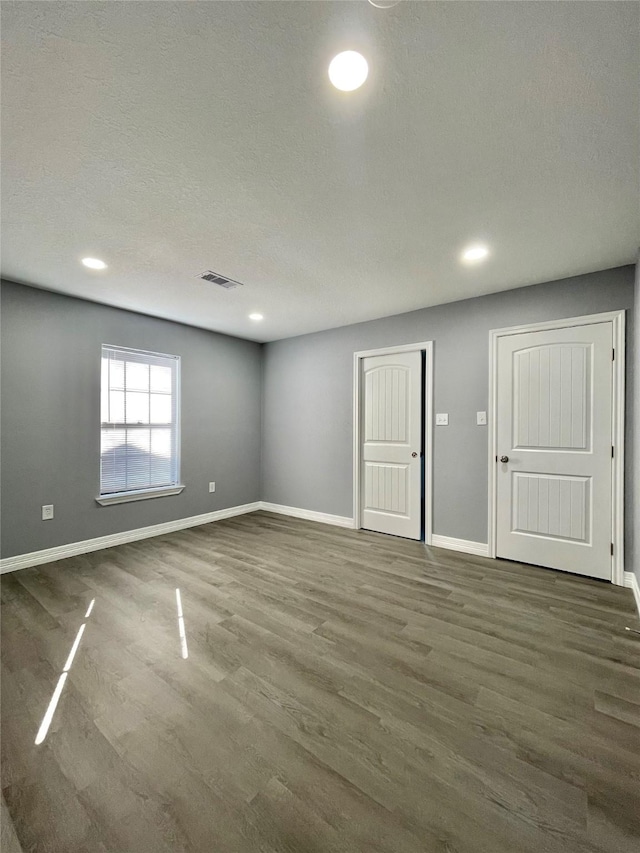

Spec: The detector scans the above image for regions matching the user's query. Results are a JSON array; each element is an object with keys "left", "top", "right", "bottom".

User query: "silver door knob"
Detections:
[
  {"left": 411, "top": 452, "right": 418, "bottom": 458},
  {"left": 500, "top": 455, "right": 509, "bottom": 463}
]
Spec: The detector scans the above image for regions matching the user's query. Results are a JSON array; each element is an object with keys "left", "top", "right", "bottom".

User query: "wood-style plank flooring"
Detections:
[{"left": 1, "top": 511, "right": 639, "bottom": 853}]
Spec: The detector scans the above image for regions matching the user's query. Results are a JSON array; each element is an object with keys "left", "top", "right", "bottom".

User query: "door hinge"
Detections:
[
  {"left": 495, "top": 455, "right": 498, "bottom": 463},
  {"left": 611, "top": 542, "right": 614, "bottom": 556},
  {"left": 612, "top": 445, "right": 614, "bottom": 458},
  {"left": 612, "top": 348, "right": 615, "bottom": 361}
]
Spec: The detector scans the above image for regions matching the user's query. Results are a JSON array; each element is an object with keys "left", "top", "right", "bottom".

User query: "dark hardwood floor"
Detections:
[{"left": 1, "top": 511, "right": 639, "bottom": 853}]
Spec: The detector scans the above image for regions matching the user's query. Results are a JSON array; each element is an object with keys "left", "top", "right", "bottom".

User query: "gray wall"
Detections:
[
  {"left": 262, "top": 266, "right": 635, "bottom": 546},
  {"left": 631, "top": 256, "right": 640, "bottom": 585},
  {"left": 0, "top": 281, "right": 262, "bottom": 558},
  {"left": 2, "top": 266, "right": 635, "bottom": 565}
]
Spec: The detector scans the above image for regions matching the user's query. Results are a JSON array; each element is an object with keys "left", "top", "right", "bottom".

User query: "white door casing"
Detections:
[
  {"left": 360, "top": 351, "right": 422, "bottom": 539},
  {"left": 495, "top": 322, "right": 613, "bottom": 579}
]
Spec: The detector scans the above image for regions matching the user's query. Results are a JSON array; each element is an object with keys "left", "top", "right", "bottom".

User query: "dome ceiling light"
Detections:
[
  {"left": 81, "top": 257, "right": 107, "bottom": 270},
  {"left": 461, "top": 244, "right": 490, "bottom": 264},
  {"left": 328, "top": 51, "right": 369, "bottom": 92}
]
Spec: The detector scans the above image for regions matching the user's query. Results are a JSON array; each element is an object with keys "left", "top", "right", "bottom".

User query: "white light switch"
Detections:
[
  {"left": 208, "top": 482, "right": 216, "bottom": 493},
  {"left": 42, "top": 505, "right": 54, "bottom": 520},
  {"left": 435, "top": 413, "right": 449, "bottom": 426},
  {"left": 476, "top": 411, "right": 487, "bottom": 425}
]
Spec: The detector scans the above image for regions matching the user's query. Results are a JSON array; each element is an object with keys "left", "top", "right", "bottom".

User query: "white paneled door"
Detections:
[
  {"left": 361, "top": 351, "right": 422, "bottom": 539},
  {"left": 496, "top": 322, "right": 613, "bottom": 579}
]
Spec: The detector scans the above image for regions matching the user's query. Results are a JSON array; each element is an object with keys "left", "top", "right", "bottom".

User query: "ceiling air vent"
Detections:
[{"left": 196, "top": 270, "right": 243, "bottom": 289}]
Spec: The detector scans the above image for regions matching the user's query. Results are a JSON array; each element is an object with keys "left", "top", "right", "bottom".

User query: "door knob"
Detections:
[
  {"left": 411, "top": 452, "right": 418, "bottom": 458},
  {"left": 500, "top": 455, "right": 509, "bottom": 463}
]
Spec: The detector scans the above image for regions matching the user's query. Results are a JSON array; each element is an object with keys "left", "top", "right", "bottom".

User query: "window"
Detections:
[{"left": 97, "top": 345, "right": 183, "bottom": 505}]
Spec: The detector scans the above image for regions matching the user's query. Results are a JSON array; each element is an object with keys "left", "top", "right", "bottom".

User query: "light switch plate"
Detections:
[
  {"left": 42, "top": 504, "right": 54, "bottom": 520},
  {"left": 476, "top": 411, "right": 487, "bottom": 425},
  {"left": 435, "top": 413, "right": 449, "bottom": 426},
  {"left": 208, "top": 482, "right": 216, "bottom": 493}
]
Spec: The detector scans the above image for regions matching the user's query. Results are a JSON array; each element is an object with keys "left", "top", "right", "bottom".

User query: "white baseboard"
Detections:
[
  {"left": 624, "top": 571, "right": 640, "bottom": 617},
  {"left": 258, "top": 502, "right": 355, "bottom": 529},
  {"left": 0, "top": 502, "right": 261, "bottom": 574},
  {"left": 430, "top": 534, "right": 489, "bottom": 558},
  {"left": 4, "top": 498, "right": 633, "bottom": 608}
]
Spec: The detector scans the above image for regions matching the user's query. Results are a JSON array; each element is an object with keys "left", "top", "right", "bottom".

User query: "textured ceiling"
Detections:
[{"left": 2, "top": 1, "right": 638, "bottom": 342}]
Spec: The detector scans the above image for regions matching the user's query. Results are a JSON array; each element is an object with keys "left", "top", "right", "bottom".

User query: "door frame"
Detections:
[
  {"left": 487, "top": 310, "right": 625, "bottom": 585},
  {"left": 353, "top": 341, "right": 434, "bottom": 544}
]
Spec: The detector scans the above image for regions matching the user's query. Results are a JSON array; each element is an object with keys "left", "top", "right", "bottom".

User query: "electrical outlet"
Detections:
[
  {"left": 476, "top": 411, "right": 487, "bottom": 425},
  {"left": 435, "top": 413, "right": 449, "bottom": 426},
  {"left": 208, "top": 482, "right": 216, "bottom": 493},
  {"left": 42, "top": 505, "right": 54, "bottom": 520}
]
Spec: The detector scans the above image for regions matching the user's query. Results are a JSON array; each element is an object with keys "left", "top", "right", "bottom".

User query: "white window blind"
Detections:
[{"left": 100, "top": 345, "right": 180, "bottom": 496}]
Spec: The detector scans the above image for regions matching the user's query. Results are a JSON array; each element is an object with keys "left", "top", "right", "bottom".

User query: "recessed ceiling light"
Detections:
[
  {"left": 249, "top": 313, "right": 264, "bottom": 321},
  {"left": 81, "top": 257, "right": 107, "bottom": 270},
  {"left": 461, "top": 244, "right": 490, "bottom": 264},
  {"left": 328, "top": 51, "right": 369, "bottom": 92}
]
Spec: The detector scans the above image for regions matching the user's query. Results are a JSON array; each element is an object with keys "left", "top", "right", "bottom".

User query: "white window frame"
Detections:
[{"left": 96, "top": 344, "right": 184, "bottom": 506}]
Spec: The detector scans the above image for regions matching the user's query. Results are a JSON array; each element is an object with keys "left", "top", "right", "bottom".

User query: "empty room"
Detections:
[{"left": 1, "top": 1, "right": 639, "bottom": 851}]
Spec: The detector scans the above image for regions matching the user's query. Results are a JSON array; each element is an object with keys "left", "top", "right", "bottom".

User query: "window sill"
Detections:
[{"left": 96, "top": 485, "right": 185, "bottom": 506}]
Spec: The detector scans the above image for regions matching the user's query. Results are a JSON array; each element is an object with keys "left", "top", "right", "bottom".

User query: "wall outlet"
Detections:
[
  {"left": 42, "top": 504, "right": 54, "bottom": 520},
  {"left": 435, "top": 413, "right": 449, "bottom": 426},
  {"left": 208, "top": 482, "right": 216, "bottom": 493},
  {"left": 476, "top": 411, "right": 487, "bottom": 425}
]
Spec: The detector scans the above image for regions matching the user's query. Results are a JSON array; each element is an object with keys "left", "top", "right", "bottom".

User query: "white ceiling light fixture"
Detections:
[
  {"left": 368, "top": 0, "right": 401, "bottom": 8},
  {"left": 461, "top": 244, "right": 490, "bottom": 264},
  {"left": 81, "top": 257, "right": 107, "bottom": 270},
  {"left": 328, "top": 51, "right": 369, "bottom": 92},
  {"left": 249, "top": 313, "right": 264, "bottom": 321}
]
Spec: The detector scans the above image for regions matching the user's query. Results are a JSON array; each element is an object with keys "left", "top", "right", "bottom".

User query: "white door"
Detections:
[
  {"left": 361, "top": 351, "right": 422, "bottom": 539},
  {"left": 496, "top": 322, "right": 613, "bottom": 579}
]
